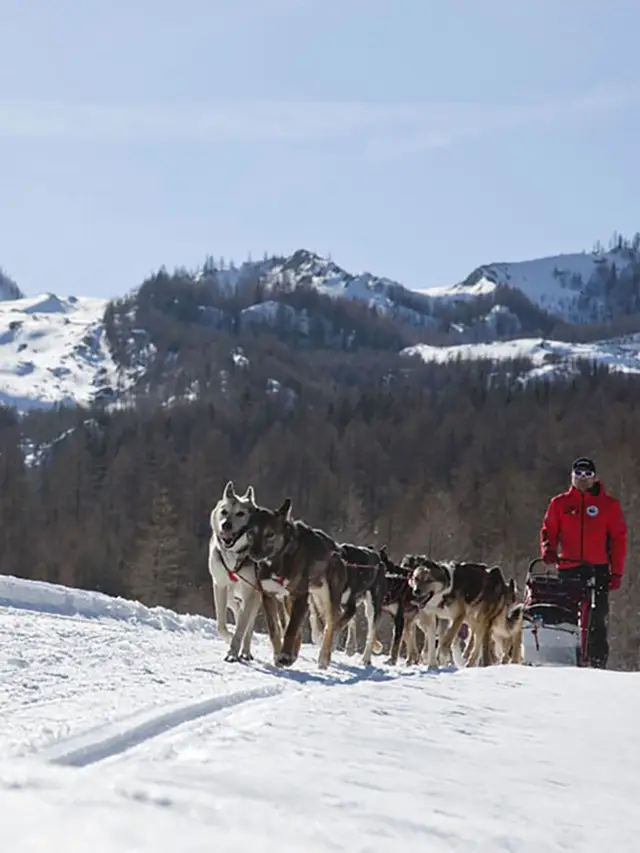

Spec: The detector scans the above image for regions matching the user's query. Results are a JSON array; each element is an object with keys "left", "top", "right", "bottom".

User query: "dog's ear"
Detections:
[
  {"left": 485, "top": 566, "right": 505, "bottom": 594},
  {"left": 276, "top": 497, "right": 292, "bottom": 520},
  {"left": 243, "top": 485, "right": 256, "bottom": 505},
  {"left": 430, "top": 562, "right": 449, "bottom": 583},
  {"left": 223, "top": 480, "right": 235, "bottom": 500}
]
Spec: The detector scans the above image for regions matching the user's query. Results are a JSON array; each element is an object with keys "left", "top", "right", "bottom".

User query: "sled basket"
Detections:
[
  {"left": 522, "top": 570, "right": 588, "bottom": 666},
  {"left": 524, "top": 573, "right": 586, "bottom": 629}
]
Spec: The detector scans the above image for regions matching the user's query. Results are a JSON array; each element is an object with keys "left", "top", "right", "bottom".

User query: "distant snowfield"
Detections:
[
  {"left": 1, "top": 574, "right": 639, "bottom": 852},
  {"left": 402, "top": 333, "right": 640, "bottom": 379},
  {"left": 420, "top": 248, "right": 634, "bottom": 323},
  {"left": 0, "top": 292, "right": 118, "bottom": 410}
]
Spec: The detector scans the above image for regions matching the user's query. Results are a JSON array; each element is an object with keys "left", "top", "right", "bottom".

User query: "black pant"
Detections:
[{"left": 559, "top": 565, "right": 609, "bottom": 667}]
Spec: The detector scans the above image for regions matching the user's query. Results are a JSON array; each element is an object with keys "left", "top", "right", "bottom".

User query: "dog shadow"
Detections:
[
  {"left": 249, "top": 662, "right": 381, "bottom": 686},
  {"left": 248, "top": 658, "right": 458, "bottom": 686},
  {"left": 333, "top": 660, "right": 459, "bottom": 679}
]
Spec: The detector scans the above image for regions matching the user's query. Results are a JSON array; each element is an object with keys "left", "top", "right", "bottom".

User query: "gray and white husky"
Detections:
[{"left": 208, "top": 480, "right": 263, "bottom": 662}]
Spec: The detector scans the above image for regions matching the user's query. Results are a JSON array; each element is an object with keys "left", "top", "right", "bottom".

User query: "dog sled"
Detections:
[{"left": 522, "top": 557, "right": 598, "bottom": 667}]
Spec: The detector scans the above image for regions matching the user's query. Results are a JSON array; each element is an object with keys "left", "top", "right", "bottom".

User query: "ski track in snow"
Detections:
[{"left": 1, "top": 574, "right": 640, "bottom": 852}]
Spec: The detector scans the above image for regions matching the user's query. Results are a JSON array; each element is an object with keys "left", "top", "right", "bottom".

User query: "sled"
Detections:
[{"left": 522, "top": 557, "right": 597, "bottom": 667}]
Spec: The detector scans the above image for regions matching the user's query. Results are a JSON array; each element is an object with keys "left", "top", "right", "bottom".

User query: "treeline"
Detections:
[{"left": 2, "top": 353, "right": 640, "bottom": 670}]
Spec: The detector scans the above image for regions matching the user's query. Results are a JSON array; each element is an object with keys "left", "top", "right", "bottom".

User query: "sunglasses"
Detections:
[{"left": 572, "top": 469, "right": 595, "bottom": 478}]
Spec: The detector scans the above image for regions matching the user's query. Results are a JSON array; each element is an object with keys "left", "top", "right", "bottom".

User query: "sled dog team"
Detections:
[{"left": 208, "top": 481, "right": 525, "bottom": 670}]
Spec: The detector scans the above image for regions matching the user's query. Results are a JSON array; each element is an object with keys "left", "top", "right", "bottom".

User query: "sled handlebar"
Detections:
[
  {"left": 528, "top": 556, "right": 597, "bottom": 569},
  {"left": 527, "top": 556, "right": 598, "bottom": 585}
]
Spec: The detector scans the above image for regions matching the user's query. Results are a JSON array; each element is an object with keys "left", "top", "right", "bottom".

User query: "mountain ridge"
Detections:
[{"left": 1, "top": 233, "right": 640, "bottom": 410}]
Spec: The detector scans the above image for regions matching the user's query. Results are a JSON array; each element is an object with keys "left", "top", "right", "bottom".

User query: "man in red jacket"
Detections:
[{"left": 539, "top": 456, "right": 627, "bottom": 668}]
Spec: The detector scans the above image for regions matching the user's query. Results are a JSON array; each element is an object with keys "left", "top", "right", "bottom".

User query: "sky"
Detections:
[{"left": 1, "top": 0, "right": 639, "bottom": 300}]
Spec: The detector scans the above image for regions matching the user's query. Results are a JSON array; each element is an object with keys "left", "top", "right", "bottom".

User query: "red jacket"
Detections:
[{"left": 540, "top": 481, "right": 627, "bottom": 579}]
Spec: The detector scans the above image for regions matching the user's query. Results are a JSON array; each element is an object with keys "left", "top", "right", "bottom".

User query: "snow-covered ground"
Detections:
[
  {"left": 402, "top": 333, "right": 640, "bottom": 379},
  {"left": 1, "top": 574, "right": 639, "bottom": 852},
  {"left": 0, "top": 292, "right": 120, "bottom": 410}
]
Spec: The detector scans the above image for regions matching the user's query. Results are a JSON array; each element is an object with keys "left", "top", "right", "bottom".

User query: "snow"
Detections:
[
  {"left": 1, "top": 574, "right": 639, "bottom": 852},
  {"left": 421, "top": 249, "right": 635, "bottom": 323},
  {"left": 0, "top": 292, "right": 123, "bottom": 410},
  {"left": 230, "top": 347, "right": 249, "bottom": 368},
  {"left": 422, "top": 276, "right": 498, "bottom": 300},
  {"left": 402, "top": 333, "right": 640, "bottom": 380}
]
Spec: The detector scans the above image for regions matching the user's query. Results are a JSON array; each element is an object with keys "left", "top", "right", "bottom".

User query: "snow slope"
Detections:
[
  {"left": 402, "top": 333, "right": 640, "bottom": 380},
  {"left": 0, "top": 293, "right": 123, "bottom": 410},
  {"left": 199, "top": 248, "right": 436, "bottom": 329},
  {"left": 422, "top": 247, "right": 636, "bottom": 323},
  {"left": 1, "top": 574, "right": 639, "bottom": 852}
]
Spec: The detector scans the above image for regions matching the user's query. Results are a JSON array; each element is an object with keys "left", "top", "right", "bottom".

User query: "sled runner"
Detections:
[{"left": 522, "top": 557, "right": 597, "bottom": 667}]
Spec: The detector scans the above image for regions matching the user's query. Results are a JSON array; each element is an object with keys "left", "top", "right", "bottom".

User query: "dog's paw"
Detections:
[
  {"left": 317, "top": 654, "right": 330, "bottom": 670},
  {"left": 384, "top": 657, "right": 396, "bottom": 666},
  {"left": 276, "top": 651, "right": 295, "bottom": 668},
  {"left": 224, "top": 649, "right": 240, "bottom": 662},
  {"left": 239, "top": 651, "right": 254, "bottom": 662}
]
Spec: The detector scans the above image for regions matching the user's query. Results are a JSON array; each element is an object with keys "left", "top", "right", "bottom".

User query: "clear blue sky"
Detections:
[{"left": 1, "top": 0, "right": 639, "bottom": 299}]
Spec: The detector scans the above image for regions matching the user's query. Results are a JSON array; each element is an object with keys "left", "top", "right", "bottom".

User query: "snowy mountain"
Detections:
[
  {"left": 0, "top": 292, "right": 135, "bottom": 410},
  {"left": 202, "top": 241, "right": 640, "bottom": 331},
  {"left": 1, "top": 572, "right": 639, "bottom": 852},
  {"left": 422, "top": 242, "right": 640, "bottom": 325},
  {"left": 196, "top": 247, "right": 438, "bottom": 329},
  {"left": 1, "top": 237, "right": 640, "bottom": 411}
]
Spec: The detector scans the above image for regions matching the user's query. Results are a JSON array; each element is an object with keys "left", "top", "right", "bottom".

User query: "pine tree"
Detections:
[{"left": 130, "top": 484, "right": 186, "bottom": 609}]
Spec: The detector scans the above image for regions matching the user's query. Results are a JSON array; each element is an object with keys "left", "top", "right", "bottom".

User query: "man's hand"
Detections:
[{"left": 609, "top": 573, "right": 622, "bottom": 591}]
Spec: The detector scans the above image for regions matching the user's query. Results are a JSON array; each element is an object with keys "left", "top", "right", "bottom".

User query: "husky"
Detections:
[
  {"left": 332, "top": 542, "right": 387, "bottom": 666},
  {"left": 363, "top": 548, "right": 422, "bottom": 666},
  {"left": 393, "top": 554, "right": 452, "bottom": 668},
  {"left": 312, "top": 543, "right": 386, "bottom": 660},
  {"left": 407, "top": 558, "right": 514, "bottom": 667},
  {"left": 208, "top": 480, "right": 263, "bottom": 662},
  {"left": 246, "top": 498, "right": 356, "bottom": 670},
  {"left": 490, "top": 578, "right": 525, "bottom": 664},
  {"left": 308, "top": 595, "right": 349, "bottom": 652}
]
